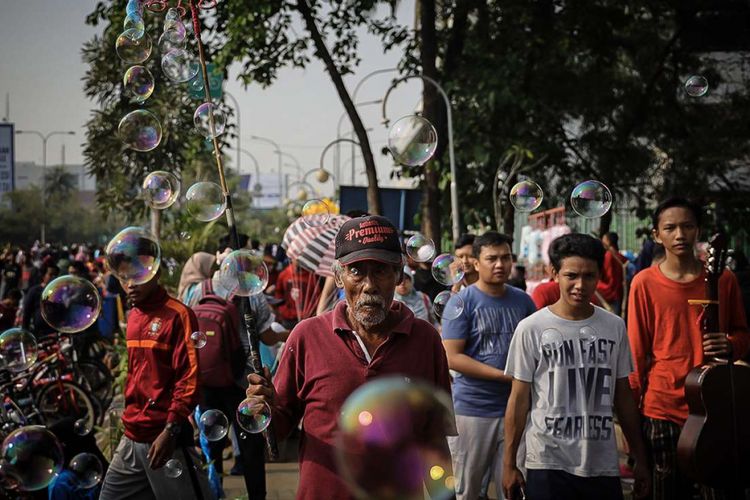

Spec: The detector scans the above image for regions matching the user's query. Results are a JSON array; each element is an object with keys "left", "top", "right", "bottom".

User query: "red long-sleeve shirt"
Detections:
[
  {"left": 122, "top": 286, "right": 201, "bottom": 443},
  {"left": 597, "top": 249, "right": 628, "bottom": 304},
  {"left": 627, "top": 266, "right": 749, "bottom": 425}
]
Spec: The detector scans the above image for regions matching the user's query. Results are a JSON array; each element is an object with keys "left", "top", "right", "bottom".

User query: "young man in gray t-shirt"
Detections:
[{"left": 502, "top": 234, "right": 650, "bottom": 500}]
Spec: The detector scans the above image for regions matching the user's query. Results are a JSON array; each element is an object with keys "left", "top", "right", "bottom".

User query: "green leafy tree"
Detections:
[
  {"left": 43, "top": 166, "right": 78, "bottom": 200},
  {"left": 212, "top": 0, "right": 410, "bottom": 214}
]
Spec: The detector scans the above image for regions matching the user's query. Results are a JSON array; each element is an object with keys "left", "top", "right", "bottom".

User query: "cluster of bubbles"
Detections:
[
  {"left": 403, "top": 233, "right": 466, "bottom": 321},
  {"left": 387, "top": 115, "right": 439, "bottom": 167},
  {"left": 540, "top": 326, "right": 599, "bottom": 353},
  {"left": 160, "top": 9, "right": 199, "bottom": 84},
  {"left": 335, "top": 377, "right": 456, "bottom": 500},
  {"left": 199, "top": 409, "right": 229, "bottom": 441},
  {"left": 508, "top": 179, "right": 613, "bottom": 219},
  {"left": 0, "top": 426, "right": 64, "bottom": 492}
]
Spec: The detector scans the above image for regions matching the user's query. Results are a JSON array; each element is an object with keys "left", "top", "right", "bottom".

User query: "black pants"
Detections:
[
  {"left": 525, "top": 469, "right": 624, "bottom": 500},
  {"left": 200, "top": 385, "right": 267, "bottom": 500}
]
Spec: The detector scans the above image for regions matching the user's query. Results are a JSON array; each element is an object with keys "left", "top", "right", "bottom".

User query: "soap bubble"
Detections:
[
  {"left": 216, "top": 250, "right": 269, "bottom": 297},
  {"left": 105, "top": 226, "right": 161, "bottom": 286},
  {"left": 115, "top": 29, "right": 152, "bottom": 64},
  {"left": 579, "top": 326, "right": 598, "bottom": 347},
  {"left": 189, "top": 331, "right": 207, "bottom": 349},
  {"left": 69, "top": 453, "right": 103, "bottom": 489},
  {"left": 509, "top": 180, "right": 543, "bottom": 212},
  {"left": 118, "top": 109, "right": 162, "bottom": 152},
  {"left": 405, "top": 234, "right": 436, "bottom": 263},
  {"left": 335, "top": 377, "right": 455, "bottom": 500},
  {"left": 179, "top": 231, "right": 192, "bottom": 240},
  {"left": 123, "top": 65, "right": 154, "bottom": 103},
  {"left": 570, "top": 180, "right": 612, "bottom": 218},
  {"left": 158, "top": 32, "right": 185, "bottom": 54},
  {"left": 164, "top": 458, "right": 183, "bottom": 478},
  {"left": 684, "top": 75, "right": 709, "bottom": 97},
  {"left": 189, "top": 75, "right": 205, "bottom": 93},
  {"left": 433, "top": 291, "right": 464, "bottom": 321},
  {"left": 165, "top": 8, "right": 181, "bottom": 21},
  {"left": 161, "top": 48, "right": 199, "bottom": 83},
  {"left": 123, "top": 13, "right": 145, "bottom": 35},
  {"left": 236, "top": 397, "right": 272, "bottom": 434},
  {"left": 163, "top": 18, "right": 187, "bottom": 42},
  {"left": 387, "top": 115, "right": 438, "bottom": 167},
  {"left": 540, "top": 328, "right": 564, "bottom": 352},
  {"left": 40, "top": 276, "right": 102, "bottom": 334},
  {"left": 0, "top": 426, "right": 64, "bottom": 491},
  {"left": 301, "top": 199, "right": 330, "bottom": 226},
  {"left": 73, "top": 418, "right": 92, "bottom": 437},
  {"left": 142, "top": 171, "right": 180, "bottom": 210},
  {"left": 193, "top": 102, "right": 226, "bottom": 138},
  {"left": 126, "top": 0, "right": 142, "bottom": 16},
  {"left": 185, "top": 181, "right": 226, "bottom": 222},
  {"left": 431, "top": 254, "right": 465, "bottom": 286},
  {"left": 199, "top": 409, "right": 229, "bottom": 442},
  {"left": 0, "top": 329, "right": 37, "bottom": 373}
]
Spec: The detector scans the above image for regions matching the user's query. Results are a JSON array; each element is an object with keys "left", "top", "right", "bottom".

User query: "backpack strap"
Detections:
[{"left": 201, "top": 277, "right": 214, "bottom": 297}]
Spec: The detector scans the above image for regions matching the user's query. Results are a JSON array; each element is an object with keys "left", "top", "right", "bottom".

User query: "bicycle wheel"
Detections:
[
  {"left": 76, "top": 360, "right": 114, "bottom": 410},
  {"left": 34, "top": 381, "right": 97, "bottom": 431}
]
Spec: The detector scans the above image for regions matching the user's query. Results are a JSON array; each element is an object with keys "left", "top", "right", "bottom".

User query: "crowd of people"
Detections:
[{"left": 4, "top": 196, "right": 750, "bottom": 500}]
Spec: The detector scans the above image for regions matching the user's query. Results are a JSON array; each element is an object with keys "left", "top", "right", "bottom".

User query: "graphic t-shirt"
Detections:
[
  {"left": 505, "top": 306, "right": 633, "bottom": 477},
  {"left": 442, "top": 284, "right": 536, "bottom": 417}
]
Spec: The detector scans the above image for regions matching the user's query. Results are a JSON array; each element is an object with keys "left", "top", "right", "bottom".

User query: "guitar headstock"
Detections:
[{"left": 706, "top": 232, "right": 728, "bottom": 282}]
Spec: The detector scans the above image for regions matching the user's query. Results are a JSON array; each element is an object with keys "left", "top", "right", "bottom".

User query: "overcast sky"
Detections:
[{"left": 0, "top": 0, "right": 424, "bottom": 197}]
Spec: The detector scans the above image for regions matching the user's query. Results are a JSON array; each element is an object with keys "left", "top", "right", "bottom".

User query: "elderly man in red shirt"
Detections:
[{"left": 247, "top": 215, "right": 454, "bottom": 499}]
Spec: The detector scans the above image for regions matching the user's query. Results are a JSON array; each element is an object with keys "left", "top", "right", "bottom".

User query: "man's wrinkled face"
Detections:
[{"left": 337, "top": 260, "right": 401, "bottom": 330}]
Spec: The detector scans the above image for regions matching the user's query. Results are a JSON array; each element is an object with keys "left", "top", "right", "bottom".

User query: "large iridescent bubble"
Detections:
[
  {"left": 387, "top": 115, "right": 438, "bottom": 167},
  {"left": 236, "top": 397, "right": 272, "bottom": 434},
  {"left": 199, "top": 409, "right": 229, "bottom": 442},
  {"left": 185, "top": 181, "right": 226, "bottom": 222},
  {"left": 193, "top": 102, "right": 226, "bottom": 138},
  {"left": 161, "top": 48, "right": 199, "bottom": 83},
  {"left": 570, "top": 180, "right": 612, "bottom": 218},
  {"left": 431, "top": 253, "right": 465, "bottom": 286},
  {"left": 40, "top": 276, "right": 101, "bottom": 334},
  {"left": 509, "top": 180, "right": 544, "bottom": 212},
  {"left": 0, "top": 328, "right": 38, "bottom": 373},
  {"left": 215, "top": 250, "right": 269, "bottom": 297},
  {"left": 142, "top": 170, "right": 180, "bottom": 210},
  {"left": 0, "top": 426, "right": 64, "bottom": 491},
  {"left": 405, "top": 234, "right": 436, "bottom": 263},
  {"left": 118, "top": 110, "right": 162, "bottom": 152},
  {"left": 115, "top": 29, "right": 152, "bottom": 64},
  {"left": 105, "top": 227, "right": 161, "bottom": 285},
  {"left": 123, "top": 65, "right": 155, "bottom": 103},
  {"left": 335, "top": 377, "right": 455, "bottom": 500}
]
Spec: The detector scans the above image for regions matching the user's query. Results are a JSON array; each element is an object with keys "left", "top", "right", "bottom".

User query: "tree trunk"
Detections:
[
  {"left": 419, "top": 0, "right": 442, "bottom": 244},
  {"left": 296, "top": 0, "right": 381, "bottom": 214}
]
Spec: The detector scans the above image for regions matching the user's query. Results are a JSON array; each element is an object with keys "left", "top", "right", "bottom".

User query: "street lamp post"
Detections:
[
  {"left": 381, "top": 75, "right": 460, "bottom": 242},
  {"left": 280, "top": 152, "right": 302, "bottom": 182},
  {"left": 15, "top": 129, "right": 75, "bottom": 244},
  {"left": 334, "top": 99, "right": 382, "bottom": 185},
  {"left": 248, "top": 135, "right": 283, "bottom": 205},
  {"left": 239, "top": 148, "right": 262, "bottom": 207},
  {"left": 320, "top": 138, "right": 359, "bottom": 194}
]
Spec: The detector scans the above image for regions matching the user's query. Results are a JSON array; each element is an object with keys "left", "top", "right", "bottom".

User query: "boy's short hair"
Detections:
[
  {"left": 652, "top": 197, "right": 703, "bottom": 230},
  {"left": 604, "top": 232, "right": 619, "bottom": 248},
  {"left": 454, "top": 233, "right": 475, "bottom": 250},
  {"left": 472, "top": 231, "right": 512, "bottom": 258},
  {"left": 548, "top": 233, "right": 605, "bottom": 272}
]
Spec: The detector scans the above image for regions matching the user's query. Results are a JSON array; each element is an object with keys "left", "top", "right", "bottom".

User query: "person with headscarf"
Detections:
[{"left": 177, "top": 252, "right": 216, "bottom": 307}]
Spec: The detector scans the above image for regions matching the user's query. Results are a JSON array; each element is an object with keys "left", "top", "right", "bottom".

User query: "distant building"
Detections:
[{"left": 14, "top": 161, "right": 97, "bottom": 206}]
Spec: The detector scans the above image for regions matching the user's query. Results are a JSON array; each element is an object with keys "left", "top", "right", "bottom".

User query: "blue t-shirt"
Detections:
[{"left": 442, "top": 284, "right": 536, "bottom": 417}]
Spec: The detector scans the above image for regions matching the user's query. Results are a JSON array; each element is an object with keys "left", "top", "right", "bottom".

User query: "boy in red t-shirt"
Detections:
[{"left": 627, "top": 197, "right": 749, "bottom": 500}]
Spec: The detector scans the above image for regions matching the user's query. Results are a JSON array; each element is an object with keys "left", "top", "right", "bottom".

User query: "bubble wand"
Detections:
[{"left": 186, "top": 0, "right": 279, "bottom": 460}]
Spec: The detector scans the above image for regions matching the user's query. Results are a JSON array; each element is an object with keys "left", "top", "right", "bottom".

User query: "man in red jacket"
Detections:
[
  {"left": 100, "top": 270, "right": 213, "bottom": 499},
  {"left": 596, "top": 232, "right": 628, "bottom": 315}
]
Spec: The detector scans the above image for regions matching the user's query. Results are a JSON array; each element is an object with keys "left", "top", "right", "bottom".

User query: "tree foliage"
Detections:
[{"left": 397, "top": 0, "right": 750, "bottom": 238}]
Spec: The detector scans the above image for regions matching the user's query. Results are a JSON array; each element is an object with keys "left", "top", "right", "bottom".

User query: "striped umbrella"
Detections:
[{"left": 282, "top": 215, "right": 350, "bottom": 278}]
